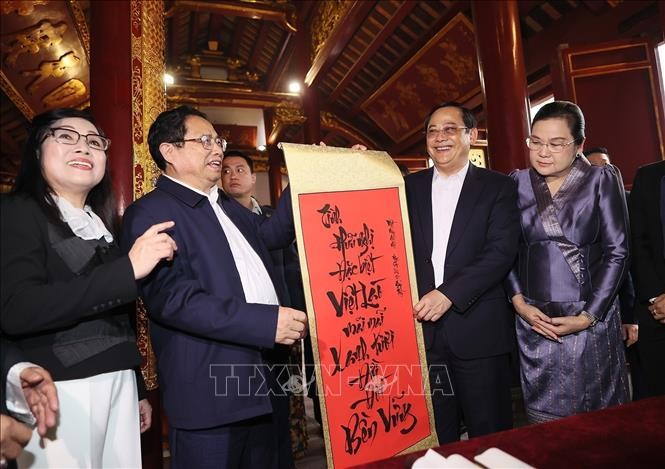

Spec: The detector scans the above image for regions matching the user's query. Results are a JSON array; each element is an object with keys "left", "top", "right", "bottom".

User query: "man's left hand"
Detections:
[{"left": 414, "top": 290, "right": 452, "bottom": 322}]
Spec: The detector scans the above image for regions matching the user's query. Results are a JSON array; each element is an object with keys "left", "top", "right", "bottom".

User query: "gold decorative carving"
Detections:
[
  {"left": 131, "top": 0, "right": 166, "bottom": 391},
  {"left": 1, "top": 20, "right": 68, "bottom": 66},
  {"left": 310, "top": 0, "right": 352, "bottom": 61},
  {"left": 275, "top": 103, "right": 306, "bottom": 125},
  {"left": 320, "top": 111, "right": 378, "bottom": 149},
  {"left": 41, "top": 78, "right": 86, "bottom": 107},
  {"left": 0, "top": 71, "right": 34, "bottom": 119},
  {"left": 0, "top": 0, "right": 49, "bottom": 16},
  {"left": 22, "top": 51, "right": 81, "bottom": 94},
  {"left": 469, "top": 148, "right": 486, "bottom": 168},
  {"left": 67, "top": 0, "right": 90, "bottom": 61}
]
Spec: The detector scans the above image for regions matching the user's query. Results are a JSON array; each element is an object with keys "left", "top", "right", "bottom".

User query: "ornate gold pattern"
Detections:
[
  {"left": 41, "top": 78, "right": 86, "bottom": 107},
  {"left": 1, "top": 20, "right": 68, "bottom": 66},
  {"left": 0, "top": 71, "right": 34, "bottom": 119},
  {"left": 0, "top": 0, "right": 49, "bottom": 16},
  {"left": 67, "top": 0, "right": 90, "bottom": 62},
  {"left": 320, "top": 111, "right": 378, "bottom": 148},
  {"left": 131, "top": 0, "right": 166, "bottom": 391},
  {"left": 469, "top": 148, "right": 486, "bottom": 168},
  {"left": 274, "top": 102, "right": 306, "bottom": 125},
  {"left": 22, "top": 51, "right": 81, "bottom": 94},
  {"left": 310, "top": 0, "right": 352, "bottom": 61}
]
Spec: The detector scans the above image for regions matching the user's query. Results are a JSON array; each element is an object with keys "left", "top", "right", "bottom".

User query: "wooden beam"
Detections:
[
  {"left": 327, "top": 1, "right": 417, "bottom": 104},
  {"left": 230, "top": 19, "right": 248, "bottom": 57},
  {"left": 167, "top": 79, "right": 300, "bottom": 108},
  {"left": 266, "top": 34, "right": 293, "bottom": 91},
  {"left": 249, "top": 21, "right": 271, "bottom": 70},
  {"left": 305, "top": 0, "right": 375, "bottom": 87},
  {"left": 188, "top": 11, "right": 201, "bottom": 56},
  {"left": 166, "top": 0, "right": 297, "bottom": 33},
  {"left": 351, "top": 1, "right": 470, "bottom": 115}
]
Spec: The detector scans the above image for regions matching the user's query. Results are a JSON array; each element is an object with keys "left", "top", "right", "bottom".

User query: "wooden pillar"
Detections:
[
  {"left": 90, "top": 2, "right": 165, "bottom": 468},
  {"left": 263, "top": 108, "right": 283, "bottom": 206},
  {"left": 472, "top": 0, "right": 530, "bottom": 173},
  {"left": 295, "top": 9, "right": 320, "bottom": 144},
  {"left": 90, "top": 0, "right": 132, "bottom": 215}
]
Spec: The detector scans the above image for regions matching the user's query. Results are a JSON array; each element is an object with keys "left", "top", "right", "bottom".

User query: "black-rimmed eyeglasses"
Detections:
[
  {"left": 43, "top": 127, "right": 111, "bottom": 151},
  {"left": 169, "top": 135, "right": 227, "bottom": 152}
]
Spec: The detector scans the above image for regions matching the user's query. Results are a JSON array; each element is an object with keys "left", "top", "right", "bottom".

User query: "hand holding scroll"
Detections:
[{"left": 275, "top": 307, "right": 308, "bottom": 345}]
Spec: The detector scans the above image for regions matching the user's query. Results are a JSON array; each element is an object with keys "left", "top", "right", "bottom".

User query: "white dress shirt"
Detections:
[
  {"left": 164, "top": 175, "right": 279, "bottom": 306},
  {"left": 431, "top": 162, "right": 469, "bottom": 287}
]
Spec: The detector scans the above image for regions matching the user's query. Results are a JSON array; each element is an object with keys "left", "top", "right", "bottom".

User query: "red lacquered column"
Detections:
[{"left": 472, "top": 0, "right": 531, "bottom": 173}]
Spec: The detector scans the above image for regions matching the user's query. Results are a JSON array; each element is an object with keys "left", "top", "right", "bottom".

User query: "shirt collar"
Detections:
[
  {"left": 163, "top": 174, "right": 218, "bottom": 203},
  {"left": 432, "top": 161, "right": 470, "bottom": 184},
  {"left": 250, "top": 197, "right": 262, "bottom": 215}
]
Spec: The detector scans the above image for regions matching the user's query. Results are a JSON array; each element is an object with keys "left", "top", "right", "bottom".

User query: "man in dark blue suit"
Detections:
[
  {"left": 405, "top": 102, "right": 520, "bottom": 443},
  {"left": 121, "top": 106, "right": 307, "bottom": 468}
]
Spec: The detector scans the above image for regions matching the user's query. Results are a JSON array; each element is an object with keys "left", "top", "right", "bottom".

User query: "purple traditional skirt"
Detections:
[{"left": 516, "top": 298, "right": 629, "bottom": 423}]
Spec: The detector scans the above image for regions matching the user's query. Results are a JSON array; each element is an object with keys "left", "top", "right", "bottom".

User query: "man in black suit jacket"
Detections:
[
  {"left": 405, "top": 102, "right": 520, "bottom": 443},
  {"left": 629, "top": 160, "right": 665, "bottom": 396}
]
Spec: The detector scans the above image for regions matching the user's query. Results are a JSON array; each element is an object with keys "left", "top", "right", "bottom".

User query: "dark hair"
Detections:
[
  {"left": 531, "top": 101, "right": 585, "bottom": 143},
  {"left": 148, "top": 105, "right": 207, "bottom": 170},
  {"left": 12, "top": 108, "right": 116, "bottom": 230},
  {"left": 583, "top": 147, "right": 609, "bottom": 157},
  {"left": 223, "top": 150, "right": 254, "bottom": 173},
  {"left": 423, "top": 101, "right": 477, "bottom": 133}
]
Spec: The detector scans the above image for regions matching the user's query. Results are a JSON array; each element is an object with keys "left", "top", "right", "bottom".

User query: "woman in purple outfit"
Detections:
[{"left": 506, "top": 101, "right": 630, "bottom": 423}]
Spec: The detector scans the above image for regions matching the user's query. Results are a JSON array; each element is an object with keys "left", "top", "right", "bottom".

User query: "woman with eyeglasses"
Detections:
[
  {"left": 1, "top": 108, "right": 177, "bottom": 467},
  {"left": 505, "top": 101, "right": 629, "bottom": 423}
]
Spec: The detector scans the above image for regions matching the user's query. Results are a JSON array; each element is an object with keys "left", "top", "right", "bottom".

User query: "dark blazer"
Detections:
[
  {"left": 405, "top": 164, "right": 520, "bottom": 360},
  {"left": 1, "top": 195, "right": 143, "bottom": 384},
  {"left": 121, "top": 176, "right": 294, "bottom": 430},
  {"left": 629, "top": 160, "right": 665, "bottom": 333}
]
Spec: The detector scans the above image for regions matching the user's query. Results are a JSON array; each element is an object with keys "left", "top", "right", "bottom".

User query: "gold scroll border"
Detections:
[
  {"left": 279, "top": 143, "right": 438, "bottom": 468},
  {"left": 130, "top": 0, "right": 166, "bottom": 392}
]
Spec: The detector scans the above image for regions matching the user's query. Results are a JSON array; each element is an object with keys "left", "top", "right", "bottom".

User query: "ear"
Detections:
[
  {"left": 469, "top": 127, "right": 479, "bottom": 145},
  {"left": 577, "top": 138, "right": 586, "bottom": 155},
  {"left": 159, "top": 142, "right": 175, "bottom": 165},
  {"left": 251, "top": 172, "right": 256, "bottom": 185}
]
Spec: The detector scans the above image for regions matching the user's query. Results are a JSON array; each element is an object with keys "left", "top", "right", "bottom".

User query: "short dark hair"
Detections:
[
  {"left": 223, "top": 150, "right": 254, "bottom": 173},
  {"left": 531, "top": 101, "right": 585, "bottom": 143},
  {"left": 12, "top": 107, "right": 116, "bottom": 231},
  {"left": 583, "top": 147, "right": 609, "bottom": 157},
  {"left": 423, "top": 101, "right": 477, "bottom": 133},
  {"left": 148, "top": 105, "right": 207, "bottom": 170}
]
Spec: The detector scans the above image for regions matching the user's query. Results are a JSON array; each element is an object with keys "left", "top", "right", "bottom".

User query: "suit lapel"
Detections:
[
  {"left": 445, "top": 164, "right": 483, "bottom": 259},
  {"left": 415, "top": 168, "right": 434, "bottom": 257}
]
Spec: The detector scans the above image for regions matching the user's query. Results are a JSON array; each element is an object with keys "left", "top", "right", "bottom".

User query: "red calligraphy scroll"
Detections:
[{"left": 299, "top": 187, "right": 435, "bottom": 468}]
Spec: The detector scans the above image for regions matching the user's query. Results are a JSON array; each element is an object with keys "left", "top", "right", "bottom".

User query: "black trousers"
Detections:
[
  {"left": 427, "top": 333, "right": 513, "bottom": 444},
  {"left": 169, "top": 414, "right": 277, "bottom": 469}
]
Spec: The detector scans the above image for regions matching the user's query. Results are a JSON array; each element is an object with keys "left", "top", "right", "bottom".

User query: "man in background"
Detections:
[
  {"left": 630, "top": 160, "right": 665, "bottom": 396},
  {"left": 583, "top": 147, "right": 639, "bottom": 347}
]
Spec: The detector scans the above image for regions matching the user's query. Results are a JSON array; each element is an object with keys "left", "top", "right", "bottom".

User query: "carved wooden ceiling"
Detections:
[{"left": 1, "top": 0, "right": 662, "bottom": 186}]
